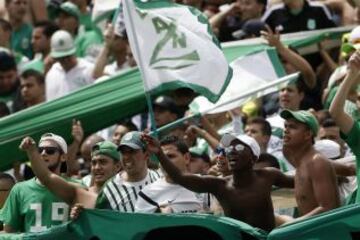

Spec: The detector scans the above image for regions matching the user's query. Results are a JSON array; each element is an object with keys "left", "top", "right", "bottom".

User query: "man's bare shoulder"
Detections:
[{"left": 308, "top": 152, "right": 333, "bottom": 172}]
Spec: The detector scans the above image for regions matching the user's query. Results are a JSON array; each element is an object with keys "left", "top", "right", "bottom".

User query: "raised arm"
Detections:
[
  {"left": 66, "top": 119, "right": 84, "bottom": 176},
  {"left": 329, "top": 51, "right": 360, "bottom": 134},
  {"left": 19, "top": 137, "right": 77, "bottom": 205},
  {"left": 141, "top": 133, "right": 223, "bottom": 194},
  {"left": 261, "top": 25, "right": 316, "bottom": 89}
]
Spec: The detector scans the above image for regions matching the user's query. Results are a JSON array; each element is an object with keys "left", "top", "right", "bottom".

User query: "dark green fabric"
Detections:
[
  {"left": 268, "top": 204, "right": 360, "bottom": 240},
  {"left": 21, "top": 209, "right": 267, "bottom": 240}
]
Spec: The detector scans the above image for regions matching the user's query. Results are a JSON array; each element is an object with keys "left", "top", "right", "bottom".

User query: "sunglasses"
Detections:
[
  {"left": 38, "top": 146, "right": 60, "bottom": 155},
  {"left": 224, "top": 144, "right": 245, "bottom": 155}
]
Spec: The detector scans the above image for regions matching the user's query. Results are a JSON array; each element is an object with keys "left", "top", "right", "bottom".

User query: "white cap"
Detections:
[
  {"left": 314, "top": 139, "right": 340, "bottom": 160},
  {"left": 350, "top": 26, "right": 360, "bottom": 43},
  {"left": 220, "top": 133, "right": 261, "bottom": 159},
  {"left": 50, "top": 30, "right": 76, "bottom": 59},
  {"left": 39, "top": 133, "right": 68, "bottom": 154}
]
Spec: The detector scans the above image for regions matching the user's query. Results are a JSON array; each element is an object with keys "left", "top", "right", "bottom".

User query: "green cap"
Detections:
[
  {"left": 118, "top": 131, "right": 146, "bottom": 151},
  {"left": 59, "top": 2, "right": 81, "bottom": 20},
  {"left": 280, "top": 110, "right": 319, "bottom": 136},
  {"left": 91, "top": 141, "right": 121, "bottom": 161}
]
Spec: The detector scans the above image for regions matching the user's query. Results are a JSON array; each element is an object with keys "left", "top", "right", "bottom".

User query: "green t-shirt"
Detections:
[
  {"left": 80, "top": 13, "right": 94, "bottom": 31},
  {"left": 0, "top": 178, "right": 69, "bottom": 233},
  {"left": 75, "top": 29, "right": 103, "bottom": 58},
  {"left": 11, "top": 23, "right": 33, "bottom": 59},
  {"left": 341, "top": 121, "right": 360, "bottom": 203}
]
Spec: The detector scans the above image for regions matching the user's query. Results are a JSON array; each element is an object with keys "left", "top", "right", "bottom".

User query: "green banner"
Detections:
[{"left": 22, "top": 209, "right": 267, "bottom": 240}]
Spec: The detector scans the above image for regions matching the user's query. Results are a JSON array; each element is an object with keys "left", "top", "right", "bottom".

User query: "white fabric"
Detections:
[
  {"left": 135, "top": 178, "right": 204, "bottom": 214},
  {"left": 104, "top": 61, "right": 131, "bottom": 76},
  {"left": 45, "top": 58, "right": 94, "bottom": 101},
  {"left": 314, "top": 139, "right": 341, "bottom": 159}
]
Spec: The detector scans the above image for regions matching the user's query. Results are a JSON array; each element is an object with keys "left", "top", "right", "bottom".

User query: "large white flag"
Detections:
[{"left": 122, "top": 0, "right": 232, "bottom": 103}]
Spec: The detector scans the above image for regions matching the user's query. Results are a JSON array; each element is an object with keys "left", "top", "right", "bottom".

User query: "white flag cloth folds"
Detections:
[
  {"left": 122, "top": 0, "right": 232, "bottom": 103},
  {"left": 190, "top": 49, "right": 292, "bottom": 114}
]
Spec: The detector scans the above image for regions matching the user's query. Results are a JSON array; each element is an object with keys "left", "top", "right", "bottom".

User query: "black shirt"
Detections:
[{"left": 262, "top": 0, "right": 335, "bottom": 34}]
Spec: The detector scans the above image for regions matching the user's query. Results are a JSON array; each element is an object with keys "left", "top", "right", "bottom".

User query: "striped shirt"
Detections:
[{"left": 96, "top": 169, "right": 161, "bottom": 212}]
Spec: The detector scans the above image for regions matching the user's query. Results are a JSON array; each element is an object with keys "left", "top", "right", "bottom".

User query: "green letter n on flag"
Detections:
[{"left": 122, "top": 0, "right": 232, "bottom": 103}]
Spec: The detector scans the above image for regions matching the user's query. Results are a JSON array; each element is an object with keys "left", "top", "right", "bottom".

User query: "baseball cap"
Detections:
[
  {"left": 50, "top": 30, "right": 76, "bottom": 59},
  {"left": 232, "top": 19, "right": 266, "bottom": 40},
  {"left": 118, "top": 131, "right": 146, "bottom": 151},
  {"left": 153, "top": 96, "right": 179, "bottom": 115},
  {"left": 59, "top": 1, "right": 81, "bottom": 20},
  {"left": 220, "top": 133, "right": 261, "bottom": 159},
  {"left": 280, "top": 110, "right": 319, "bottom": 136},
  {"left": 39, "top": 133, "right": 67, "bottom": 154},
  {"left": 341, "top": 27, "right": 360, "bottom": 56},
  {"left": 314, "top": 139, "right": 341, "bottom": 160},
  {"left": 91, "top": 141, "right": 122, "bottom": 161}
]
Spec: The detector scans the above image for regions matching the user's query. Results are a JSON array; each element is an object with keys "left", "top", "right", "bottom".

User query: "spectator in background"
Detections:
[
  {"left": 56, "top": 1, "right": 102, "bottom": 60},
  {"left": 0, "top": 173, "right": 16, "bottom": 231},
  {"left": 153, "top": 96, "right": 181, "bottom": 128},
  {"left": 68, "top": 0, "right": 93, "bottom": 31},
  {"left": 0, "top": 51, "right": 20, "bottom": 112},
  {"left": 0, "top": 19, "right": 12, "bottom": 50},
  {"left": 31, "top": 21, "right": 59, "bottom": 61},
  {"left": 6, "top": 0, "right": 33, "bottom": 59},
  {"left": 210, "top": 0, "right": 267, "bottom": 42},
  {"left": 112, "top": 120, "right": 138, "bottom": 146},
  {"left": 93, "top": 24, "right": 130, "bottom": 79},
  {"left": 45, "top": 30, "right": 94, "bottom": 101},
  {"left": 262, "top": 0, "right": 335, "bottom": 34},
  {"left": 188, "top": 147, "right": 211, "bottom": 175},
  {"left": 13, "top": 69, "right": 45, "bottom": 111}
]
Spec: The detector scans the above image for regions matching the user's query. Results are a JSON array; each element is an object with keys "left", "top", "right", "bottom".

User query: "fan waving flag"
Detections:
[{"left": 122, "top": 0, "right": 232, "bottom": 103}]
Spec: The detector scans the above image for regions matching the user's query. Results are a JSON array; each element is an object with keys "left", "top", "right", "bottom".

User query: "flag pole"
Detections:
[
  {"left": 154, "top": 72, "right": 300, "bottom": 135},
  {"left": 122, "top": 0, "right": 158, "bottom": 135}
]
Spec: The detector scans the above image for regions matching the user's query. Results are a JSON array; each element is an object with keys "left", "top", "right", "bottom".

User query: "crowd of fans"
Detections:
[{"left": 1, "top": 0, "right": 360, "bottom": 236}]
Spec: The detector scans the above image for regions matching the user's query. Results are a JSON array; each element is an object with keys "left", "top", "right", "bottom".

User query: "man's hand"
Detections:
[
  {"left": 19, "top": 137, "right": 37, "bottom": 152},
  {"left": 104, "top": 23, "right": 115, "bottom": 49},
  {"left": 72, "top": 119, "right": 84, "bottom": 143},
  {"left": 141, "top": 133, "right": 161, "bottom": 154},
  {"left": 70, "top": 203, "right": 84, "bottom": 220},
  {"left": 348, "top": 50, "right": 360, "bottom": 76},
  {"left": 261, "top": 25, "right": 282, "bottom": 48}
]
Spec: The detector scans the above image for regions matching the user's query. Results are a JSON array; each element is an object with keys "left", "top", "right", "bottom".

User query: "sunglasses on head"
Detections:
[
  {"left": 224, "top": 144, "right": 245, "bottom": 154},
  {"left": 38, "top": 146, "right": 61, "bottom": 155}
]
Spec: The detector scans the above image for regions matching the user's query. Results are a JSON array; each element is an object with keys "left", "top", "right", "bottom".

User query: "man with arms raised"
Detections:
[{"left": 142, "top": 133, "right": 293, "bottom": 232}]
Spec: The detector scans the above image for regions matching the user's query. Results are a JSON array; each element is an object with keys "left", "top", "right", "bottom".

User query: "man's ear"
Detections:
[{"left": 184, "top": 152, "right": 191, "bottom": 166}]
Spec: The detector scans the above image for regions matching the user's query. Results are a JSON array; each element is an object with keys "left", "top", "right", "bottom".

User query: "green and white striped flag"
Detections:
[{"left": 122, "top": 0, "right": 232, "bottom": 103}]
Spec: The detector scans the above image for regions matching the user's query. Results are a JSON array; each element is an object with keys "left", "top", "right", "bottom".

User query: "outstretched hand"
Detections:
[
  {"left": 141, "top": 133, "right": 161, "bottom": 154},
  {"left": 19, "top": 137, "right": 36, "bottom": 152},
  {"left": 72, "top": 119, "right": 84, "bottom": 143},
  {"left": 261, "top": 25, "right": 281, "bottom": 48}
]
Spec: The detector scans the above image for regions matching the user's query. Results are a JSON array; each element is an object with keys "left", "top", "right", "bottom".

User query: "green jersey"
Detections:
[
  {"left": 11, "top": 23, "right": 33, "bottom": 59},
  {"left": 0, "top": 178, "right": 69, "bottom": 233},
  {"left": 341, "top": 121, "right": 360, "bottom": 203}
]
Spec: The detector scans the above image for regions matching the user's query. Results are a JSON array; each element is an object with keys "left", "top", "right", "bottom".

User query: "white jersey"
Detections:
[
  {"left": 135, "top": 178, "right": 205, "bottom": 214},
  {"left": 97, "top": 169, "right": 160, "bottom": 212},
  {"left": 45, "top": 58, "right": 94, "bottom": 101}
]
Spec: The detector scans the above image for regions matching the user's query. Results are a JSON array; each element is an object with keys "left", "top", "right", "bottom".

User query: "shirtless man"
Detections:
[
  {"left": 141, "top": 133, "right": 294, "bottom": 232},
  {"left": 281, "top": 110, "right": 340, "bottom": 220}
]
